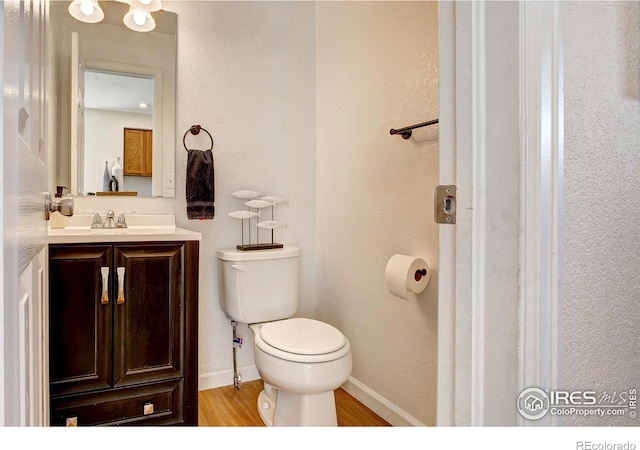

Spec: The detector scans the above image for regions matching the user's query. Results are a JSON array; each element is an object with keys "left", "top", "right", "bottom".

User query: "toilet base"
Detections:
[{"left": 257, "top": 384, "right": 338, "bottom": 426}]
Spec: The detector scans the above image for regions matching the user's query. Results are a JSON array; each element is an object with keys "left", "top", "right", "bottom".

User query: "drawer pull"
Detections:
[
  {"left": 143, "top": 402, "right": 154, "bottom": 415},
  {"left": 100, "top": 267, "right": 109, "bottom": 304},
  {"left": 66, "top": 416, "right": 78, "bottom": 427},
  {"left": 117, "top": 267, "right": 125, "bottom": 304}
]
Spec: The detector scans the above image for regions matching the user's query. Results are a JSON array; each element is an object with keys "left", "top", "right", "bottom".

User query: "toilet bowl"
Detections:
[{"left": 250, "top": 318, "right": 352, "bottom": 426}]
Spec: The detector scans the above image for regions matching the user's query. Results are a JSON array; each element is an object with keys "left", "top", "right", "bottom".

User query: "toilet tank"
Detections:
[{"left": 216, "top": 246, "right": 301, "bottom": 324}]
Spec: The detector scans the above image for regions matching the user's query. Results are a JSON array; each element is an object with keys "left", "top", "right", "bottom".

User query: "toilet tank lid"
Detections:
[{"left": 216, "top": 245, "right": 300, "bottom": 261}]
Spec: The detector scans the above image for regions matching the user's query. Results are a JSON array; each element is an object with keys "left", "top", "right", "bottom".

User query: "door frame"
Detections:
[{"left": 437, "top": 1, "right": 564, "bottom": 426}]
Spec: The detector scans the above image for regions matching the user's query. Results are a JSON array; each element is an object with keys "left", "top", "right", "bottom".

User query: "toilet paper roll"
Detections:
[{"left": 384, "top": 254, "right": 430, "bottom": 300}]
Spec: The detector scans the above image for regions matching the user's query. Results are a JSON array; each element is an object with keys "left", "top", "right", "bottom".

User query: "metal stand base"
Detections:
[{"left": 237, "top": 243, "right": 284, "bottom": 251}]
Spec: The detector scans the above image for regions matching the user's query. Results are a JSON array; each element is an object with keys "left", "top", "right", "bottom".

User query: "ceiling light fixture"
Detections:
[
  {"left": 68, "top": 0, "right": 104, "bottom": 24},
  {"left": 68, "top": 1, "right": 162, "bottom": 32}
]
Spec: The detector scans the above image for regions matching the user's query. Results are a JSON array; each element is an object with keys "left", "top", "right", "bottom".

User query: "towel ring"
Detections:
[{"left": 183, "top": 125, "right": 213, "bottom": 152}]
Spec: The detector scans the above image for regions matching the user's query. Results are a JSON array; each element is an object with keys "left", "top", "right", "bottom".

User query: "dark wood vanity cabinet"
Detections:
[{"left": 48, "top": 241, "right": 199, "bottom": 426}]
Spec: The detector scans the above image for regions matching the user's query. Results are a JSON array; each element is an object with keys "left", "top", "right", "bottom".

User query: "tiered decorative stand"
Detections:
[{"left": 228, "top": 190, "right": 288, "bottom": 251}]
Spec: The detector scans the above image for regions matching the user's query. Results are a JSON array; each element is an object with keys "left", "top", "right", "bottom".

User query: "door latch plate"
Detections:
[{"left": 434, "top": 185, "right": 456, "bottom": 224}]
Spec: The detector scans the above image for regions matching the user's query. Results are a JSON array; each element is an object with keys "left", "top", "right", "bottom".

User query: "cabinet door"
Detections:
[
  {"left": 123, "top": 128, "right": 152, "bottom": 177},
  {"left": 113, "top": 243, "right": 184, "bottom": 387},
  {"left": 49, "top": 245, "right": 113, "bottom": 396}
]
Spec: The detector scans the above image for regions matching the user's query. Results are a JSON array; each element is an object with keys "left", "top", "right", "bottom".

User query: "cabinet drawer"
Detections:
[{"left": 50, "top": 380, "right": 183, "bottom": 426}]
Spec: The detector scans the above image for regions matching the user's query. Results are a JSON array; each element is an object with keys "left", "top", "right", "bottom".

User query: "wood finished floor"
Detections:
[{"left": 198, "top": 379, "right": 391, "bottom": 427}]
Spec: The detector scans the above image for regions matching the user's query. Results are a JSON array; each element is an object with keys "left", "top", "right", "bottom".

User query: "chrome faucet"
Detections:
[
  {"left": 104, "top": 210, "right": 117, "bottom": 229},
  {"left": 91, "top": 211, "right": 128, "bottom": 229}
]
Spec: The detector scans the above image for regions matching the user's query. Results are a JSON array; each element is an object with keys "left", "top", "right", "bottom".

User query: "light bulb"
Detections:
[
  {"left": 124, "top": 6, "right": 156, "bottom": 32},
  {"left": 68, "top": 0, "right": 104, "bottom": 24},
  {"left": 133, "top": 11, "right": 147, "bottom": 26},
  {"left": 79, "top": 2, "right": 95, "bottom": 16}
]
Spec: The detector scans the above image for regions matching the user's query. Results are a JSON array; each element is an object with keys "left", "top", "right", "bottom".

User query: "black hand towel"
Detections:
[{"left": 186, "top": 149, "right": 214, "bottom": 219}]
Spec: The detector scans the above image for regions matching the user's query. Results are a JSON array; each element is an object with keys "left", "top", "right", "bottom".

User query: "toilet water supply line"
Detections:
[{"left": 232, "top": 321, "right": 242, "bottom": 390}]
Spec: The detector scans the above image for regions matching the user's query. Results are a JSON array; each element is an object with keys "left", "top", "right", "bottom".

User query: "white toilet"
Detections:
[{"left": 216, "top": 245, "right": 352, "bottom": 426}]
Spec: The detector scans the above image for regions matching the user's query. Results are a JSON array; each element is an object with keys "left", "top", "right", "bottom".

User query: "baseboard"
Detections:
[
  {"left": 198, "top": 364, "right": 261, "bottom": 391},
  {"left": 341, "top": 377, "right": 426, "bottom": 427}
]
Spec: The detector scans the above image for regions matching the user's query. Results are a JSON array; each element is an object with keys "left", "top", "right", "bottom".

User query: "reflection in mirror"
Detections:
[
  {"left": 84, "top": 70, "right": 154, "bottom": 196},
  {"left": 48, "top": 1, "right": 176, "bottom": 198}
]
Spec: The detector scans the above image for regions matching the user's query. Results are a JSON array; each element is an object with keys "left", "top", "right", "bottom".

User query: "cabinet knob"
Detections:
[
  {"left": 143, "top": 402, "right": 154, "bottom": 416},
  {"left": 66, "top": 416, "right": 78, "bottom": 427}
]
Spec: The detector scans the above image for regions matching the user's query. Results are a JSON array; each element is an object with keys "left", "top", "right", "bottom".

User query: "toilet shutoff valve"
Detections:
[{"left": 233, "top": 337, "right": 243, "bottom": 348}]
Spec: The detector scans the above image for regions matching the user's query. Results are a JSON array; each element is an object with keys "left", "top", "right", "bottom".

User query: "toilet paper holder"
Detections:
[{"left": 385, "top": 254, "right": 430, "bottom": 300}]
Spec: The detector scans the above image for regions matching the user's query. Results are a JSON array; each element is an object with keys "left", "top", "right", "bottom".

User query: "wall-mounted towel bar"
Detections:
[{"left": 390, "top": 119, "right": 439, "bottom": 139}]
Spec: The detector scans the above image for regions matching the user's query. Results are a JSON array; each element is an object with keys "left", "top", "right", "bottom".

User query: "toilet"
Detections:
[{"left": 216, "top": 245, "right": 352, "bottom": 426}]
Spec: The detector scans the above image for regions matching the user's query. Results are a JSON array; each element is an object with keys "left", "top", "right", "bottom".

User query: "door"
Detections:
[
  {"left": 49, "top": 245, "right": 113, "bottom": 397},
  {"left": 1, "top": 0, "right": 50, "bottom": 426},
  {"left": 113, "top": 243, "right": 184, "bottom": 388}
]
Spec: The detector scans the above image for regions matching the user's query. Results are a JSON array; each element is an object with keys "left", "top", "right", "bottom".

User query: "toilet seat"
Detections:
[
  {"left": 255, "top": 318, "right": 351, "bottom": 363},
  {"left": 261, "top": 318, "right": 346, "bottom": 354}
]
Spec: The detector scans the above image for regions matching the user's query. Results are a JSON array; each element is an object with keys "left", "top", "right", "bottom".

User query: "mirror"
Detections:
[
  {"left": 48, "top": 1, "right": 177, "bottom": 197},
  {"left": 83, "top": 70, "right": 154, "bottom": 196}
]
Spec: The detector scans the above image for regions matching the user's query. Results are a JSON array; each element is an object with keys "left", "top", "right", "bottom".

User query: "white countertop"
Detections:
[{"left": 47, "top": 214, "right": 202, "bottom": 244}]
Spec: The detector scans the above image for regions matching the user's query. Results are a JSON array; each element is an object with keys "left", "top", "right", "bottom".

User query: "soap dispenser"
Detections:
[{"left": 49, "top": 186, "right": 67, "bottom": 229}]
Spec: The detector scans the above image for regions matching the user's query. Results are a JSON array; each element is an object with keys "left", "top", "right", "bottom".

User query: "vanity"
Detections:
[{"left": 47, "top": 215, "right": 200, "bottom": 426}]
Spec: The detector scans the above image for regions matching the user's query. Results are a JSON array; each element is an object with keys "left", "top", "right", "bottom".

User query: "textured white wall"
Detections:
[
  {"left": 316, "top": 2, "right": 439, "bottom": 426},
  {"left": 171, "top": 1, "right": 317, "bottom": 382},
  {"left": 564, "top": 1, "right": 640, "bottom": 426}
]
